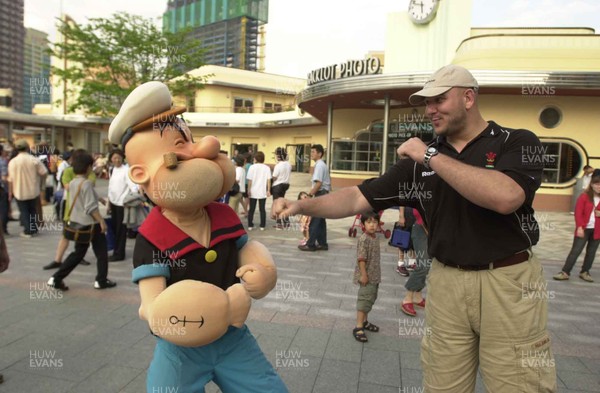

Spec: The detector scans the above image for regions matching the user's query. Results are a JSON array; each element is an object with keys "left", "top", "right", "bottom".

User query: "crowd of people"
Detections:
[{"left": 0, "top": 141, "right": 147, "bottom": 290}]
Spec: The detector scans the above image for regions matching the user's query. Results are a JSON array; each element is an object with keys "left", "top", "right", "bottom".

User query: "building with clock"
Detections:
[{"left": 295, "top": 0, "right": 600, "bottom": 211}]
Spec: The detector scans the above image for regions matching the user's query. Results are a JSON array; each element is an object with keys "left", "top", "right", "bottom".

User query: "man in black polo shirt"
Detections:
[{"left": 276, "top": 65, "right": 556, "bottom": 392}]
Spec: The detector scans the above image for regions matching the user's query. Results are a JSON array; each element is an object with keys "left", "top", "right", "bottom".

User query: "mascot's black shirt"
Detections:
[{"left": 131, "top": 203, "right": 247, "bottom": 290}]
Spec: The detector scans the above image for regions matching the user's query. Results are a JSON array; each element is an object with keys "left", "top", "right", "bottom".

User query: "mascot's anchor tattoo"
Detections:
[{"left": 169, "top": 315, "right": 205, "bottom": 328}]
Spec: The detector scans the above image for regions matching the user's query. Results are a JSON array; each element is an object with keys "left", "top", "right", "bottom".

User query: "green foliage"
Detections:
[{"left": 50, "top": 12, "right": 209, "bottom": 116}]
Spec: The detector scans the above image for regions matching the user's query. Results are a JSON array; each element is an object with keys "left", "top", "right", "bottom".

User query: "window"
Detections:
[
  {"left": 234, "top": 98, "right": 253, "bottom": 113},
  {"left": 87, "top": 132, "right": 101, "bottom": 154},
  {"left": 539, "top": 106, "right": 562, "bottom": 129},
  {"left": 539, "top": 141, "right": 582, "bottom": 184},
  {"left": 332, "top": 128, "right": 382, "bottom": 173},
  {"left": 264, "top": 102, "right": 282, "bottom": 113},
  {"left": 0, "top": 95, "right": 12, "bottom": 108},
  {"left": 331, "top": 118, "right": 434, "bottom": 174}
]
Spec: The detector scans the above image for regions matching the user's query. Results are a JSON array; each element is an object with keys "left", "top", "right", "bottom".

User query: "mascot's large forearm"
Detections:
[
  {"left": 139, "top": 278, "right": 251, "bottom": 347},
  {"left": 237, "top": 240, "right": 277, "bottom": 299}
]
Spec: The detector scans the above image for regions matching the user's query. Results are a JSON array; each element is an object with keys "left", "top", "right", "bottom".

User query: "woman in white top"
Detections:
[
  {"left": 271, "top": 147, "right": 292, "bottom": 229},
  {"left": 245, "top": 151, "right": 271, "bottom": 230},
  {"left": 107, "top": 149, "right": 136, "bottom": 261},
  {"left": 228, "top": 156, "right": 247, "bottom": 215}
]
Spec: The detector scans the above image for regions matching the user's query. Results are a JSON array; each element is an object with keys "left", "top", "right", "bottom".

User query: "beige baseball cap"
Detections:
[
  {"left": 14, "top": 139, "right": 29, "bottom": 150},
  {"left": 108, "top": 81, "right": 186, "bottom": 145},
  {"left": 409, "top": 65, "right": 478, "bottom": 105}
]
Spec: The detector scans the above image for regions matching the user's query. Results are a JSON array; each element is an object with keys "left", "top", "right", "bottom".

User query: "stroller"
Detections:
[{"left": 347, "top": 211, "right": 391, "bottom": 238}]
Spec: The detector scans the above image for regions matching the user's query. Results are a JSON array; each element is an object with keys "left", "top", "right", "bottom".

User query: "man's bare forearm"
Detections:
[{"left": 297, "top": 186, "right": 371, "bottom": 219}]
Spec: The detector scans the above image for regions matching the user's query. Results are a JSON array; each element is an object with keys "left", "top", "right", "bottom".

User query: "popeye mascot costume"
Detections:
[{"left": 108, "top": 82, "right": 288, "bottom": 393}]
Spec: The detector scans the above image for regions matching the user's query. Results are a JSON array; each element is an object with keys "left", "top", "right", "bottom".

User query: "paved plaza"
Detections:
[{"left": 0, "top": 173, "right": 599, "bottom": 392}]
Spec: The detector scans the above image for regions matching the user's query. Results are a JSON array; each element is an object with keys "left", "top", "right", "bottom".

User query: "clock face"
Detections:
[{"left": 408, "top": 0, "right": 440, "bottom": 24}]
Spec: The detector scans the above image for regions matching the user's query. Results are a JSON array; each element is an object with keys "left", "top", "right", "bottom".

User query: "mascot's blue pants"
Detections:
[{"left": 147, "top": 325, "right": 288, "bottom": 393}]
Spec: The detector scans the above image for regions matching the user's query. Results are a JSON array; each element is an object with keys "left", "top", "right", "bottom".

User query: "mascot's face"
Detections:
[{"left": 125, "top": 119, "right": 235, "bottom": 211}]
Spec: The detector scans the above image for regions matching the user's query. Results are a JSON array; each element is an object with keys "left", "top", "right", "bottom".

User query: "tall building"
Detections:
[
  {"left": 0, "top": 0, "right": 25, "bottom": 112},
  {"left": 23, "top": 28, "right": 51, "bottom": 114},
  {"left": 163, "top": 0, "right": 268, "bottom": 71}
]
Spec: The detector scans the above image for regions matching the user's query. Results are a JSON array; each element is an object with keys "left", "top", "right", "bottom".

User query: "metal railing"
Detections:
[{"left": 188, "top": 105, "right": 296, "bottom": 113}]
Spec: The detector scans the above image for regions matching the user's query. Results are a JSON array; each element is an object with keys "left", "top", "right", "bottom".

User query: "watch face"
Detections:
[
  {"left": 427, "top": 147, "right": 438, "bottom": 154},
  {"left": 408, "top": 0, "right": 440, "bottom": 24}
]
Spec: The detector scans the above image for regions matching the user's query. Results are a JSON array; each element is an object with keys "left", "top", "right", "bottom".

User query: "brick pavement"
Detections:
[{"left": 0, "top": 173, "right": 598, "bottom": 392}]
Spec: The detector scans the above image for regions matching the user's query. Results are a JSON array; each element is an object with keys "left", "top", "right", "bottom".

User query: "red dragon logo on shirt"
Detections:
[{"left": 485, "top": 152, "right": 497, "bottom": 168}]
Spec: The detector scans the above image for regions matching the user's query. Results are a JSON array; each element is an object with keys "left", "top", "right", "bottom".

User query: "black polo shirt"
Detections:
[
  {"left": 131, "top": 203, "right": 247, "bottom": 289},
  {"left": 358, "top": 121, "right": 543, "bottom": 266}
]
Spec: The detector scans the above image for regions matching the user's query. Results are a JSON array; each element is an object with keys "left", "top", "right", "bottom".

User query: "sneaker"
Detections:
[
  {"left": 47, "top": 277, "right": 69, "bottom": 291},
  {"left": 19, "top": 232, "right": 32, "bottom": 239},
  {"left": 553, "top": 271, "right": 569, "bottom": 281},
  {"left": 260, "top": 227, "right": 265, "bottom": 231},
  {"left": 396, "top": 266, "right": 409, "bottom": 277},
  {"left": 298, "top": 244, "right": 317, "bottom": 252},
  {"left": 248, "top": 226, "right": 254, "bottom": 231},
  {"left": 94, "top": 279, "right": 117, "bottom": 289},
  {"left": 407, "top": 259, "right": 417, "bottom": 271},
  {"left": 579, "top": 272, "right": 594, "bottom": 282},
  {"left": 43, "top": 261, "right": 62, "bottom": 270}
]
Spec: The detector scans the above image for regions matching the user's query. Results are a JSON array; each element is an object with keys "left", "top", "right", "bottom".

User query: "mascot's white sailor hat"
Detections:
[{"left": 108, "top": 81, "right": 186, "bottom": 146}]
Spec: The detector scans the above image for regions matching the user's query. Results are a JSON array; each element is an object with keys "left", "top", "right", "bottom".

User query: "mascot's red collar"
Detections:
[{"left": 138, "top": 203, "right": 246, "bottom": 256}]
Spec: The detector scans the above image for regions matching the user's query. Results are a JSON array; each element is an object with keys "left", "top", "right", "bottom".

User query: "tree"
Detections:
[{"left": 50, "top": 12, "right": 209, "bottom": 116}]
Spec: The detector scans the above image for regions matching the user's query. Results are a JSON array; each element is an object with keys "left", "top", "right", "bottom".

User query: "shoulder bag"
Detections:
[{"left": 62, "top": 180, "right": 94, "bottom": 243}]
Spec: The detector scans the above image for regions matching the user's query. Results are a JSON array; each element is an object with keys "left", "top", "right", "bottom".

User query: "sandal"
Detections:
[
  {"left": 363, "top": 321, "right": 380, "bottom": 332},
  {"left": 413, "top": 299, "right": 426, "bottom": 308},
  {"left": 353, "top": 327, "right": 368, "bottom": 342},
  {"left": 401, "top": 302, "right": 417, "bottom": 317}
]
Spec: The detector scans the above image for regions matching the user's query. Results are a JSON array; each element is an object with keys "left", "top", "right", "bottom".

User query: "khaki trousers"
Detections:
[{"left": 421, "top": 253, "right": 557, "bottom": 392}]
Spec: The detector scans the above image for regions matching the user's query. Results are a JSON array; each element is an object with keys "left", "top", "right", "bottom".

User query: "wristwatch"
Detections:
[{"left": 423, "top": 146, "right": 439, "bottom": 169}]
